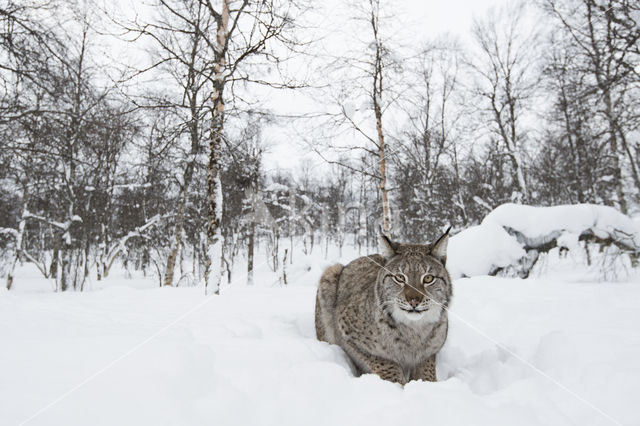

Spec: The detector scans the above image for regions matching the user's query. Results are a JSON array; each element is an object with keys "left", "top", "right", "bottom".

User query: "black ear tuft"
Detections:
[
  {"left": 378, "top": 226, "right": 397, "bottom": 259},
  {"left": 430, "top": 226, "right": 451, "bottom": 265}
]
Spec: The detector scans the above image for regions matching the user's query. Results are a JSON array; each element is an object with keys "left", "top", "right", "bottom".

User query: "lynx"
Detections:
[{"left": 315, "top": 229, "right": 452, "bottom": 384}]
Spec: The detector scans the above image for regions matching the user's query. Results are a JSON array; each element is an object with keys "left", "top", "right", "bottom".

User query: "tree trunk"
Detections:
[
  {"left": 281, "top": 248, "right": 288, "bottom": 285},
  {"left": 560, "top": 83, "right": 586, "bottom": 203},
  {"left": 603, "top": 94, "right": 627, "bottom": 214},
  {"left": 204, "top": 0, "right": 229, "bottom": 295},
  {"left": 490, "top": 93, "right": 528, "bottom": 203},
  {"left": 164, "top": 202, "right": 186, "bottom": 286},
  {"left": 375, "top": 105, "right": 391, "bottom": 234},
  {"left": 586, "top": 0, "right": 627, "bottom": 213},
  {"left": 369, "top": 1, "right": 391, "bottom": 235},
  {"left": 616, "top": 124, "right": 640, "bottom": 194},
  {"left": 6, "top": 193, "right": 29, "bottom": 290},
  {"left": 247, "top": 221, "right": 255, "bottom": 286},
  {"left": 59, "top": 245, "right": 69, "bottom": 292},
  {"left": 452, "top": 144, "right": 467, "bottom": 222}
]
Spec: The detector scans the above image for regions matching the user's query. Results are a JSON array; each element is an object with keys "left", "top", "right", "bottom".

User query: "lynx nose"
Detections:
[{"left": 408, "top": 298, "right": 421, "bottom": 309}]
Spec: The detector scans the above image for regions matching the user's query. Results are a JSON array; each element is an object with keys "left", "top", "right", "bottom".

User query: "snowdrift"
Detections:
[
  {"left": 448, "top": 203, "right": 640, "bottom": 279},
  {"left": 3, "top": 274, "right": 640, "bottom": 426}
]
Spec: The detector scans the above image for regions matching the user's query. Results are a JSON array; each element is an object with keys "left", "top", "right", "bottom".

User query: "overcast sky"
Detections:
[
  {"left": 104, "top": 0, "right": 513, "bottom": 175},
  {"left": 396, "top": 0, "right": 509, "bottom": 43},
  {"left": 261, "top": 0, "right": 513, "bottom": 175}
]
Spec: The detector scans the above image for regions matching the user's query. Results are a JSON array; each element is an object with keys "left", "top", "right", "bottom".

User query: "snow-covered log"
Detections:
[{"left": 448, "top": 203, "right": 640, "bottom": 279}]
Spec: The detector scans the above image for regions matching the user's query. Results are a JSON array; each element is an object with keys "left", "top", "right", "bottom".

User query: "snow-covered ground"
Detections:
[{"left": 2, "top": 254, "right": 640, "bottom": 426}]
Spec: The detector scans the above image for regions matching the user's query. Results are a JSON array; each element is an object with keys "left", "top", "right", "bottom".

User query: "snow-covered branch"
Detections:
[
  {"left": 0, "top": 228, "right": 19, "bottom": 239},
  {"left": 101, "top": 214, "right": 169, "bottom": 277},
  {"left": 22, "top": 212, "right": 82, "bottom": 231}
]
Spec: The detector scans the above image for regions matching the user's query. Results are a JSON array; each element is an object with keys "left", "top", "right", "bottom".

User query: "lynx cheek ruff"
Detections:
[{"left": 315, "top": 229, "right": 452, "bottom": 384}]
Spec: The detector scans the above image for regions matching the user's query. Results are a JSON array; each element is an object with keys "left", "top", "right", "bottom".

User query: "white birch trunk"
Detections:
[
  {"left": 5, "top": 209, "right": 26, "bottom": 290},
  {"left": 204, "top": 0, "right": 229, "bottom": 295}
]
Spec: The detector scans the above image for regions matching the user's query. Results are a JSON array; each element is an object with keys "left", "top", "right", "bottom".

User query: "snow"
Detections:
[
  {"left": 112, "top": 183, "right": 153, "bottom": 192},
  {"left": 556, "top": 231, "right": 580, "bottom": 251},
  {"left": 472, "top": 195, "right": 492, "bottom": 211},
  {"left": 484, "top": 203, "right": 640, "bottom": 246},
  {"left": 448, "top": 222, "right": 525, "bottom": 278},
  {"left": 0, "top": 227, "right": 19, "bottom": 238},
  {"left": 2, "top": 259, "right": 640, "bottom": 426},
  {"left": 448, "top": 203, "right": 640, "bottom": 279},
  {"left": 22, "top": 212, "right": 67, "bottom": 231},
  {"left": 343, "top": 101, "right": 356, "bottom": 118},
  {"left": 264, "top": 183, "right": 290, "bottom": 193},
  {"left": 206, "top": 237, "right": 223, "bottom": 294}
]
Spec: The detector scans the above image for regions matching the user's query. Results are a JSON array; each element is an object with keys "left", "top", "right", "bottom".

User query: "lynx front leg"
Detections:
[
  {"left": 344, "top": 342, "right": 406, "bottom": 384},
  {"left": 370, "top": 358, "right": 406, "bottom": 384},
  {"left": 411, "top": 355, "right": 437, "bottom": 382}
]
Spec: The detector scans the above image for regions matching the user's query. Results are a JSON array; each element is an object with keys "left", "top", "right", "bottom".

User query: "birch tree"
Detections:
[
  {"left": 469, "top": 2, "right": 540, "bottom": 204},
  {"left": 124, "top": 0, "right": 306, "bottom": 294},
  {"left": 201, "top": 0, "right": 308, "bottom": 293},
  {"left": 535, "top": 30, "right": 605, "bottom": 205},
  {"left": 1, "top": 0, "right": 131, "bottom": 290},
  {"left": 368, "top": 0, "right": 392, "bottom": 235},
  {"left": 317, "top": 0, "right": 401, "bottom": 236},
  {"left": 393, "top": 39, "right": 468, "bottom": 238},
  {"left": 123, "top": 1, "right": 215, "bottom": 287},
  {"left": 544, "top": 0, "right": 640, "bottom": 212}
]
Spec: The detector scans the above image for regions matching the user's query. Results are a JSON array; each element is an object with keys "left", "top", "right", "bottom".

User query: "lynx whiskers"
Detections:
[{"left": 315, "top": 228, "right": 452, "bottom": 384}]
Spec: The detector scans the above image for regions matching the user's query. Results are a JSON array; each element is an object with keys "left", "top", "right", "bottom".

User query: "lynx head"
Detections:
[{"left": 375, "top": 228, "right": 453, "bottom": 324}]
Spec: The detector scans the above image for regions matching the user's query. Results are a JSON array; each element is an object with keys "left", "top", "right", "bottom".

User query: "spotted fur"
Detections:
[{"left": 315, "top": 232, "right": 452, "bottom": 384}]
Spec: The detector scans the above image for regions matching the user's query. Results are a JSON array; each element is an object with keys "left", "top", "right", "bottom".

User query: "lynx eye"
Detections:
[
  {"left": 392, "top": 273, "right": 406, "bottom": 284},
  {"left": 423, "top": 274, "right": 435, "bottom": 285}
]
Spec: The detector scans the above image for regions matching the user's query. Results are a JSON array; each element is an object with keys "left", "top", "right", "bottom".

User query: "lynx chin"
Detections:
[{"left": 315, "top": 228, "right": 452, "bottom": 384}]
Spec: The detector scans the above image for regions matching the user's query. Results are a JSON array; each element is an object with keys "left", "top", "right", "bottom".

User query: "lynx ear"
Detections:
[
  {"left": 378, "top": 227, "right": 398, "bottom": 259},
  {"left": 430, "top": 226, "right": 451, "bottom": 265}
]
